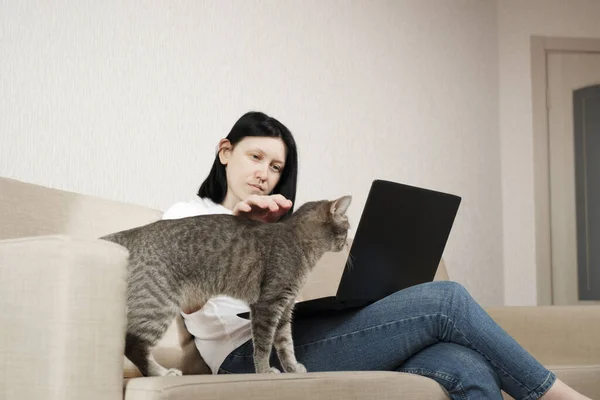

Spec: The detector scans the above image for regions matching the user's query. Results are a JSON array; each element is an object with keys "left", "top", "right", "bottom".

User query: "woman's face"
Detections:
[{"left": 218, "top": 136, "right": 287, "bottom": 209}]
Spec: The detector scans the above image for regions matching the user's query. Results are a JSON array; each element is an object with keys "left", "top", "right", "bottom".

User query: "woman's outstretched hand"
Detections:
[{"left": 232, "top": 194, "right": 293, "bottom": 223}]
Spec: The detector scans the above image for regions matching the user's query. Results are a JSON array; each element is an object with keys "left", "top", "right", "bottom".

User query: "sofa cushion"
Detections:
[
  {"left": 123, "top": 371, "right": 449, "bottom": 400},
  {"left": 123, "top": 364, "right": 600, "bottom": 400}
]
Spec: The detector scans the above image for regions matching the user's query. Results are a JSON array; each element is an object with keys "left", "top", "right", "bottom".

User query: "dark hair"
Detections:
[{"left": 198, "top": 111, "right": 299, "bottom": 218}]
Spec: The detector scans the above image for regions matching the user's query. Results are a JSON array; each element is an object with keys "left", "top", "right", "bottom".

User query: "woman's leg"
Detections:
[
  {"left": 220, "top": 281, "right": 554, "bottom": 399},
  {"left": 399, "top": 342, "right": 503, "bottom": 399},
  {"left": 542, "top": 380, "right": 591, "bottom": 400},
  {"left": 221, "top": 342, "right": 504, "bottom": 400}
]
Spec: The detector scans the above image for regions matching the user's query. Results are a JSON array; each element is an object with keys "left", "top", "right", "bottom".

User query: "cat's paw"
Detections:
[
  {"left": 164, "top": 368, "right": 183, "bottom": 376},
  {"left": 292, "top": 362, "right": 307, "bottom": 373},
  {"left": 268, "top": 367, "right": 281, "bottom": 374},
  {"left": 283, "top": 362, "right": 307, "bottom": 373}
]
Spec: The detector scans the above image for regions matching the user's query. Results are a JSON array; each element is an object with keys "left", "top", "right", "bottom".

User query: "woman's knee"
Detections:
[
  {"left": 426, "top": 281, "right": 472, "bottom": 303},
  {"left": 429, "top": 280, "right": 467, "bottom": 293},
  {"left": 381, "top": 281, "right": 476, "bottom": 322},
  {"left": 401, "top": 281, "right": 476, "bottom": 321}
]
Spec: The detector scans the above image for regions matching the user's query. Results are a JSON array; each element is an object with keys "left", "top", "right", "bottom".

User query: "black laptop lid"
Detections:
[{"left": 335, "top": 180, "right": 461, "bottom": 301}]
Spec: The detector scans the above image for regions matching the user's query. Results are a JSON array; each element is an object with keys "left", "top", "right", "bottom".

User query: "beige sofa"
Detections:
[{"left": 1, "top": 176, "right": 599, "bottom": 400}]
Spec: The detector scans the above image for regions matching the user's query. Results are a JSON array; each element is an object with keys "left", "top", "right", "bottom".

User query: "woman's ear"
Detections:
[{"left": 217, "top": 139, "right": 232, "bottom": 165}]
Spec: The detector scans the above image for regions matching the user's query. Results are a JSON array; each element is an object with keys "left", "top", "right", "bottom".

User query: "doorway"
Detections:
[{"left": 532, "top": 37, "right": 600, "bottom": 305}]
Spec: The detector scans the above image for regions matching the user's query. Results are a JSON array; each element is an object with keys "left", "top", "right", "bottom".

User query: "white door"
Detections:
[{"left": 547, "top": 52, "right": 600, "bottom": 305}]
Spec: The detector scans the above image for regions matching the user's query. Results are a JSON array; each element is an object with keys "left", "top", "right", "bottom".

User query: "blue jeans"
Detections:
[{"left": 219, "top": 281, "right": 556, "bottom": 400}]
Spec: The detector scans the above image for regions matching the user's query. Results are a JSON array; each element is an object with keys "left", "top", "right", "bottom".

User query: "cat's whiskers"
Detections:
[{"left": 345, "top": 250, "right": 357, "bottom": 272}]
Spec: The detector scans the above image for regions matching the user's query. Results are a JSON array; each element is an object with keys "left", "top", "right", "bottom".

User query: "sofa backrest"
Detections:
[{"left": 0, "top": 177, "right": 162, "bottom": 240}]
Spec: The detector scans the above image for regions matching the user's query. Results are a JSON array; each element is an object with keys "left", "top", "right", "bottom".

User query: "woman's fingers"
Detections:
[
  {"left": 245, "top": 195, "right": 268, "bottom": 209},
  {"left": 238, "top": 202, "right": 252, "bottom": 213},
  {"left": 233, "top": 195, "right": 293, "bottom": 222},
  {"left": 246, "top": 195, "right": 283, "bottom": 212},
  {"left": 270, "top": 194, "right": 293, "bottom": 209}
]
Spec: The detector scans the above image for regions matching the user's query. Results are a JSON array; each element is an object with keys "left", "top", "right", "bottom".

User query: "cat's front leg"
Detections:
[
  {"left": 249, "top": 300, "right": 286, "bottom": 374},
  {"left": 274, "top": 302, "right": 306, "bottom": 373}
]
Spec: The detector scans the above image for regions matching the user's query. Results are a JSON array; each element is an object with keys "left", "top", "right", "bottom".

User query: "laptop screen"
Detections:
[{"left": 335, "top": 180, "right": 461, "bottom": 301}]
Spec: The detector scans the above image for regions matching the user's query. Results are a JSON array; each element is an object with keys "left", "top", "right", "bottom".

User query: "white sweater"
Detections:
[{"left": 161, "top": 197, "right": 252, "bottom": 374}]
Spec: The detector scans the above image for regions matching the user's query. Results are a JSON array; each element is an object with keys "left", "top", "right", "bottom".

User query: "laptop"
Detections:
[{"left": 238, "top": 179, "right": 461, "bottom": 319}]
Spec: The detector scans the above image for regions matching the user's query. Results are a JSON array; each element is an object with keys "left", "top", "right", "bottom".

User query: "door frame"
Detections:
[{"left": 531, "top": 36, "right": 600, "bottom": 305}]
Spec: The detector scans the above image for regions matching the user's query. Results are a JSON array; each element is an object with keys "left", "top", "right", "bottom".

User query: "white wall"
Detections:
[
  {"left": 0, "top": 1, "right": 504, "bottom": 305},
  {"left": 498, "top": 0, "right": 600, "bottom": 305}
]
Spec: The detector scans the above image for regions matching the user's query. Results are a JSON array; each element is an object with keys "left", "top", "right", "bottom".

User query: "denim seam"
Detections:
[
  {"left": 399, "top": 367, "right": 467, "bottom": 400},
  {"left": 521, "top": 371, "right": 556, "bottom": 400}
]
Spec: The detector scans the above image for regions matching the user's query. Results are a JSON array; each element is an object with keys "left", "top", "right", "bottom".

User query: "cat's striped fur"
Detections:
[{"left": 101, "top": 196, "right": 351, "bottom": 376}]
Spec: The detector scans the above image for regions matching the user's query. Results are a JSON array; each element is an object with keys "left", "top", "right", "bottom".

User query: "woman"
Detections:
[{"left": 163, "top": 111, "right": 589, "bottom": 400}]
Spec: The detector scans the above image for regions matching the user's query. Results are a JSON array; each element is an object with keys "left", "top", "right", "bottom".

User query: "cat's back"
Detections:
[
  {"left": 102, "top": 213, "right": 259, "bottom": 251},
  {"left": 160, "top": 213, "right": 262, "bottom": 237}
]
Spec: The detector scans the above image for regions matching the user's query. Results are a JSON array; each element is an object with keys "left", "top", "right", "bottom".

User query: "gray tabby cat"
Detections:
[{"left": 101, "top": 195, "right": 352, "bottom": 376}]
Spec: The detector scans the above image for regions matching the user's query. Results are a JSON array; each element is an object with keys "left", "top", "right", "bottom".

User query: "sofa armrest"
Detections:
[
  {"left": 486, "top": 306, "right": 600, "bottom": 366},
  {"left": 0, "top": 235, "right": 128, "bottom": 400}
]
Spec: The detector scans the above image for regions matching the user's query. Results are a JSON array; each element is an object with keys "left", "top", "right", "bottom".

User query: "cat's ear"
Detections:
[{"left": 330, "top": 195, "right": 352, "bottom": 216}]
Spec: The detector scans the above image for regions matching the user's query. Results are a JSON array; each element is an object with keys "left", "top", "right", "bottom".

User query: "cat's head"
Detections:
[{"left": 291, "top": 195, "right": 352, "bottom": 252}]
